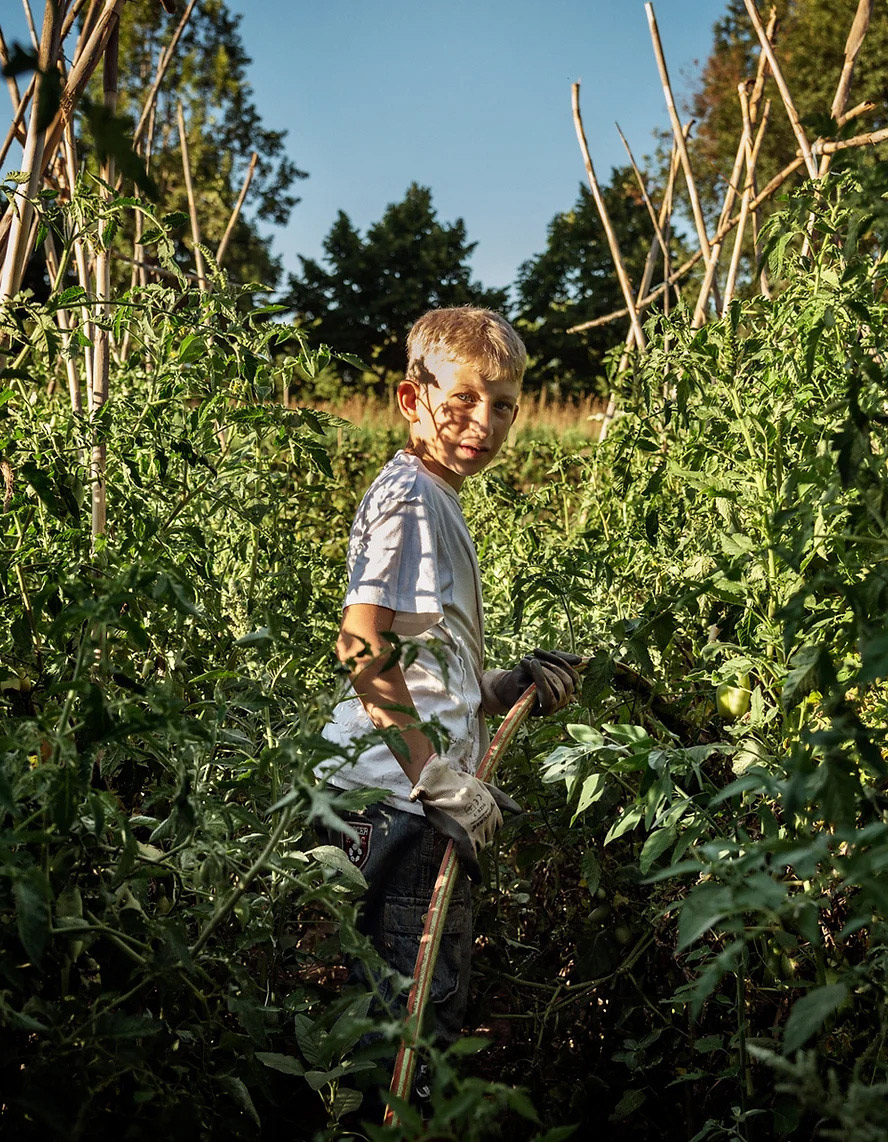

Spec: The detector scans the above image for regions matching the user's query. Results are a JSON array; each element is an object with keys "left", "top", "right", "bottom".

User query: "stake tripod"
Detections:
[{"left": 383, "top": 684, "right": 539, "bottom": 1125}]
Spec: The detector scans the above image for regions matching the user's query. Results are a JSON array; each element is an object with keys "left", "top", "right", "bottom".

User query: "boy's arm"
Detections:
[{"left": 336, "top": 603, "right": 435, "bottom": 785}]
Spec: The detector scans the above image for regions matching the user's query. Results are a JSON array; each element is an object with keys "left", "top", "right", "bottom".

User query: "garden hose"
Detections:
[{"left": 384, "top": 683, "right": 539, "bottom": 1125}]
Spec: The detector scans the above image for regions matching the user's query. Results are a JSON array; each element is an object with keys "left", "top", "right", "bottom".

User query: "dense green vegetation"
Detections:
[{"left": 2, "top": 165, "right": 888, "bottom": 1139}]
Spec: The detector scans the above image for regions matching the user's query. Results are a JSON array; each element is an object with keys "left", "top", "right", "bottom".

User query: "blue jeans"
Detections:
[{"left": 318, "top": 799, "right": 472, "bottom": 1046}]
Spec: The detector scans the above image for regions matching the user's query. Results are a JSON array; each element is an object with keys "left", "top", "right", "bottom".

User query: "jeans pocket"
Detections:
[{"left": 383, "top": 897, "right": 470, "bottom": 1006}]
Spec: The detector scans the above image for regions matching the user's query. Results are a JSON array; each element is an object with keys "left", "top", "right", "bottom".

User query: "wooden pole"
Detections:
[
  {"left": 0, "top": 0, "right": 62, "bottom": 301},
  {"left": 800, "top": 0, "right": 874, "bottom": 258},
  {"left": 646, "top": 3, "right": 711, "bottom": 265},
  {"left": 723, "top": 85, "right": 756, "bottom": 310},
  {"left": 177, "top": 98, "right": 208, "bottom": 290},
  {"left": 132, "top": 0, "right": 199, "bottom": 149},
  {"left": 61, "top": 119, "right": 94, "bottom": 400},
  {"left": 90, "top": 15, "right": 118, "bottom": 545},
  {"left": 598, "top": 126, "right": 687, "bottom": 442},
  {"left": 44, "top": 228, "right": 83, "bottom": 413},
  {"left": 615, "top": 123, "right": 669, "bottom": 261},
  {"left": 0, "top": 0, "right": 127, "bottom": 258},
  {"left": 21, "top": 0, "right": 41, "bottom": 53},
  {"left": 571, "top": 82, "right": 646, "bottom": 352},
  {"left": 217, "top": 151, "right": 258, "bottom": 266},
  {"left": 691, "top": 10, "right": 774, "bottom": 326},
  {"left": 567, "top": 100, "right": 881, "bottom": 336},
  {"left": 742, "top": 0, "right": 817, "bottom": 180}
]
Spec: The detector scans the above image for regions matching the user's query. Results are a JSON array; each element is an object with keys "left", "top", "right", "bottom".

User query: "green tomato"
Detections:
[{"left": 716, "top": 673, "right": 750, "bottom": 721}]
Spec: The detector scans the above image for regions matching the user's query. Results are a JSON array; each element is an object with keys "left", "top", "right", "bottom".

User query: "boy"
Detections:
[{"left": 316, "top": 307, "right": 580, "bottom": 1052}]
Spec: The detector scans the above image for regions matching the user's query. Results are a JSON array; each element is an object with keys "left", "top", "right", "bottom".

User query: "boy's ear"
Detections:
[
  {"left": 397, "top": 380, "right": 421, "bottom": 423},
  {"left": 510, "top": 403, "right": 520, "bottom": 426}
]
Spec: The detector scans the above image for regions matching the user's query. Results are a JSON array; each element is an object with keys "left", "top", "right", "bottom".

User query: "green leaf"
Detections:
[
  {"left": 783, "top": 983, "right": 848, "bottom": 1055},
  {"left": 49, "top": 285, "right": 88, "bottom": 311},
  {"left": 677, "top": 883, "right": 734, "bottom": 951},
  {"left": 307, "top": 845, "right": 368, "bottom": 891},
  {"left": 20, "top": 460, "right": 70, "bottom": 520},
  {"left": 572, "top": 773, "right": 606, "bottom": 821},
  {"left": 580, "top": 850, "right": 601, "bottom": 896},
  {"left": 639, "top": 826, "right": 678, "bottom": 874},
  {"left": 255, "top": 1052, "right": 304, "bottom": 1076},
  {"left": 609, "top": 1088, "right": 646, "bottom": 1121},
  {"left": 782, "top": 644, "right": 824, "bottom": 709},
  {"left": 13, "top": 867, "right": 50, "bottom": 963},
  {"left": 566, "top": 724, "right": 605, "bottom": 747},
  {"left": 216, "top": 1076, "right": 260, "bottom": 1128},
  {"left": 604, "top": 805, "right": 643, "bottom": 846},
  {"left": 331, "top": 1088, "right": 363, "bottom": 1118}
]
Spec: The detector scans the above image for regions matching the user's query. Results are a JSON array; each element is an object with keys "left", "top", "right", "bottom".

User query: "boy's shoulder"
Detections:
[{"left": 359, "top": 451, "right": 439, "bottom": 520}]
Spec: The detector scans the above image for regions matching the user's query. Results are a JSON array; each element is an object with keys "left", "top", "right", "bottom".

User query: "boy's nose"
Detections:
[{"left": 469, "top": 401, "right": 494, "bottom": 436}]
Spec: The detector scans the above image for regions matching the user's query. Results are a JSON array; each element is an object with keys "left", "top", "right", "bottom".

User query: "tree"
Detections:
[
  {"left": 514, "top": 169, "right": 671, "bottom": 396},
  {"left": 688, "top": 0, "right": 888, "bottom": 220},
  {"left": 97, "top": 0, "right": 306, "bottom": 288},
  {"left": 286, "top": 183, "right": 507, "bottom": 384}
]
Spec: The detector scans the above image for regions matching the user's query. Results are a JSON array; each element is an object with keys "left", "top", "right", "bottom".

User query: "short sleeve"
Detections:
[{"left": 345, "top": 481, "right": 443, "bottom": 635}]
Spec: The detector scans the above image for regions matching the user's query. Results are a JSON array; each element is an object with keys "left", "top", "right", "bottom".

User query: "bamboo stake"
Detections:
[
  {"left": 815, "top": 124, "right": 888, "bottom": 155},
  {"left": 691, "top": 10, "right": 774, "bottom": 325},
  {"left": 385, "top": 685, "right": 540, "bottom": 1126},
  {"left": 646, "top": 3, "right": 711, "bottom": 266},
  {"left": 63, "top": 118, "right": 94, "bottom": 401},
  {"left": 90, "top": 15, "right": 118, "bottom": 544},
  {"left": 0, "top": 0, "right": 128, "bottom": 257},
  {"left": 571, "top": 82, "right": 646, "bottom": 352},
  {"left": 21, "top": 0, "right": 41, "bottom": 53},
  {"left": 132, "top": 0, "right": 199, "bottom": 149},
  {"left": 176, "top": 98, "right": 208, "bottom": 290},
  {"left": 826, "top": 0, "right": 872, "bottom": 142},
  {"left": 598, "top": 127, "right": 687, "bottom": 442},
  {"left": 723, "top": 85, "right": 756, "bottom": 310},
  {"left": 217, "top": 150, "right": 258, "bottom": 266},
  {"left": 749, "top": 101, "right": 773, "bottom": 298},
  {"left": 748, "top": 6, "right": 777, "bottom": 124},
  {"left": 0, "top": 0, "right": 62, "bottom": 301},
  {"left": 615, "top": 123, "right": 669, "bottom": 261},
  {"left": 742, "top": 0, "right": 817, "bottom": 180},
  {"left": 44, "top": 227, "right": 82, "bottom": 412}
]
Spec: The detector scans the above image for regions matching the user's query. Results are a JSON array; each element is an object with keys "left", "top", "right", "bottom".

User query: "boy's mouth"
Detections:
[{"left": 459, "top": 442, "right": 489, "bottom": 458}]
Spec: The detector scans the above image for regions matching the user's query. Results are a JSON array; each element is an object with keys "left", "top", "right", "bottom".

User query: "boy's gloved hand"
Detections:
[
  {"left": 409, "top": 755, "right": 521, "bottom": 883},
  {"left": 481, "top": 648, "right": 584, "bottom": 717}
]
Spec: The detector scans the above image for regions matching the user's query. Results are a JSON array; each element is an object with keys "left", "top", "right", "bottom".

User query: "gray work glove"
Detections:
[
  {"left": 409, "top": 755, "right": 521, "bottom": 883},
  {"left": 481, "top": 648, "right": 583, "bottom": 717}
]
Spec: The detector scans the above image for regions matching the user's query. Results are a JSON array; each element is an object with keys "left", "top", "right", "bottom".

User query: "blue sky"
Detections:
[
  {"left": 225, "top": 0, "right": 726, "bottom": 291},
  {"left": 2, "top": 1, "right": 728, "bottom": 291}
]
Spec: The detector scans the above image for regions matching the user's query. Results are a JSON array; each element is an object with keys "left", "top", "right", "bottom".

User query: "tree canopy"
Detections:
[
  {"left": 688, "top": 0, "right": 888, "bottom": 218},
  {"left": 285, "top": 183, "right": 507, "bottom": 384}
]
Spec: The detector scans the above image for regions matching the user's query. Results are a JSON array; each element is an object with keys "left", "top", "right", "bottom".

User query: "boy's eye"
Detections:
[{"left": 455, "top": 393, "right": 476, "bottom": 403}]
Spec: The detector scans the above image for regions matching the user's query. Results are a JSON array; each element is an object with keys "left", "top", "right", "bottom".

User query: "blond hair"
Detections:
[{"left": 405, "top": 307, "right": 526, "bottom": 387}]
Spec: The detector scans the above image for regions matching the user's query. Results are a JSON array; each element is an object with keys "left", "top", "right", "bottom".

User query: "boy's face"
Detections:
[{"left": 397, "top": 352, "right": 520, "bottom": 490}]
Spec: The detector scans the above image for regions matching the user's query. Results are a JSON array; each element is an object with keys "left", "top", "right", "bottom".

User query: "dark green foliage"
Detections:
[
  {"left": 689, "top": 0, "right": 888, "bottom": 219},
  {"left": 286, "top": 183, "right": 508, "bottom": 387},
  {"left": 5, "top": 167, "right": 888, "bottom": 1140}
]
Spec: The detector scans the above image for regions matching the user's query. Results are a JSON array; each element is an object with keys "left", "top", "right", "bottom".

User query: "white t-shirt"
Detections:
[{"left": 317, "top": 450, "right": 490, "bottom": 814}]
